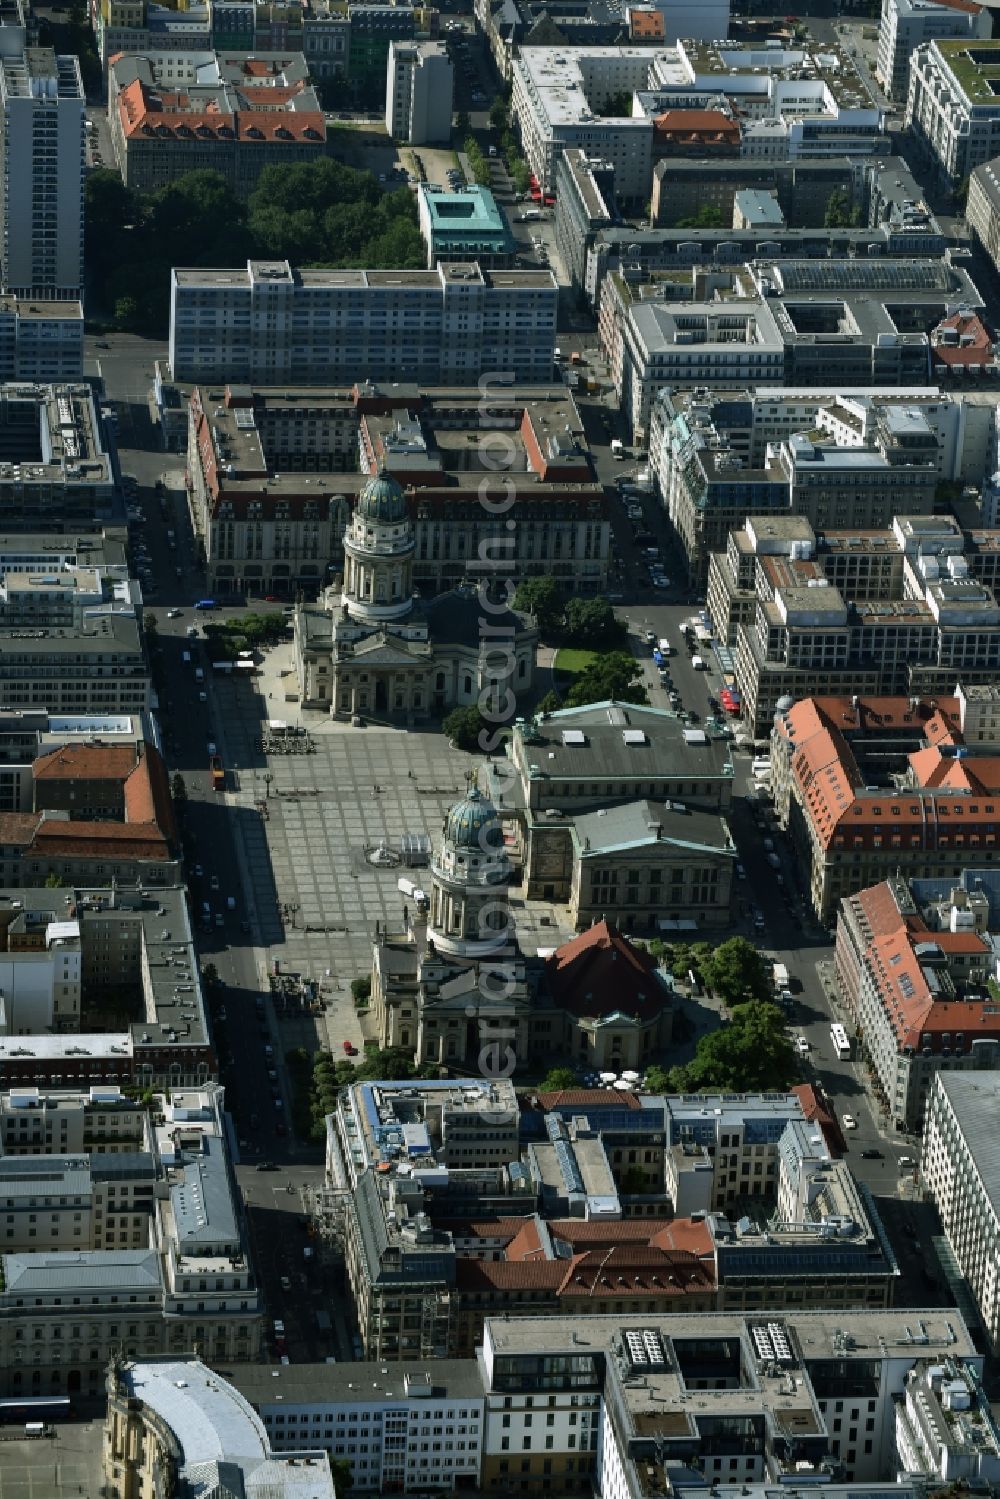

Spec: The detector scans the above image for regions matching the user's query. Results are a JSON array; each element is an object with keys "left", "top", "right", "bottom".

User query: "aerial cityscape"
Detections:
[{"left": 4, "top": 0, "right": 1000, "bottom": 1492}]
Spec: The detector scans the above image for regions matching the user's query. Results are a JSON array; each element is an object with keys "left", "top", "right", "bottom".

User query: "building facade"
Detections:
[
  {"left": 0, "top": 44, "right": 84, "bottom": 300},
  {"left": 907, "top": 38, "right": 1000, "bottom": 186},
  {"left": 922, "top": 1071, "right": 1000, "bottom": 1350},
  {"left": 170, "top": 260, "right": 558, "bottom": 386},
  {"left": 386, "top": 39, "right": 453, "bottom": 144}
]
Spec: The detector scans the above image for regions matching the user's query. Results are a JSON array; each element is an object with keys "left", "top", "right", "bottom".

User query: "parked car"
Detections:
[{"left": 842, "top": 1114, "right": 857, "bottom": 1130}]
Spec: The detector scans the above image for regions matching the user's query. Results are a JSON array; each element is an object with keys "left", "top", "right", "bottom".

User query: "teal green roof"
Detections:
[
  {"left": 358, "top": 471, "right": 407, "bottom": 524},
  {"left": 445, "top": 787, "right": 503, "bottom": 851},
  {"left": 422, "top": 185, "right": 516, "bottom": 255}
]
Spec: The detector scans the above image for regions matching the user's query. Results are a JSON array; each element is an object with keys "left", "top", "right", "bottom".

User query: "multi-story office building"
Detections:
[
  {"left": 0, "top": 614, "right": 148, "bottom": 714},
  {"left": 653, "top": 393, "right": 954, "bottom": 589},
  {"left": 608, "top": 257, "right": 982, "bottom": 441},
  {"left": 773, "top": 688, "right": 1000, "bottom": 926},
  {"left": 0, "top": 43, "right": 84, "bottom": 300},
  {"left": 234, "top": 1361, "right": 483, "bottom": 1495},
  {"left": 385, "top": 39, "right": 452, "bottom": 144},
  {"left": 108, "top": 51, "right": 326, "bottom": 195},
  {"left": 0, "top": 296, "right": 82, "bottom": 381},
  {"left": 662, "top": 1091, "right": 810, "bottom": 1214},
  {"left": 0, "top": 883, "right": 213, "bottom": 1082},
  {"left": 907, "top": 38, "right": 1000, "bottom": 186},
  {"left": 512, "top": 38, "right": 879, "bottom": 201},
  {"left": 708, "top": 513, "right": 1000, "bottom": 735},
  {"left": 186, "top": 381, "right": 605, "bottom": 599},
  {"left": 169, "top": 260, "right": 558, "bottom": 386},
  {"left": 480, "top": 1309, "right": 982, "bottom": 1491},
  {"left": 877, "top": 0, "right": 989, "bottom": 101},
  {"left": 966, "top": 154, "right": 1000, "bottom": 276},
  {"left": 347, "top": 3, "right": 414, "bottom": 92},
  {"left": 0, "top": 385, "right": 117, "bottom": 530},
  {"left": 895, "top": 1355, "right": 1000, "bottom": 1484},
  {"left": 923, "top": 1071, "right": 1000, "bottom": 1350},
  {"left": 0, "top": 1082, "right": 148, "bottom": 1155},
  {"left": 104, "top": 1356, "right": 336, "bottom": 1499},
  {"left": 0, "top": 1086, "right": 261, "bottom": 1399}
]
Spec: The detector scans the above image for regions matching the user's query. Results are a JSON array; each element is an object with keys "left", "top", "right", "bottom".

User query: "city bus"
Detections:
[
  {"left": 830, "top": 1023, "right": 851, "bottom": 1060},
  {"left": 0, "top": 1395, "right": 71, "bottom": 1424}
]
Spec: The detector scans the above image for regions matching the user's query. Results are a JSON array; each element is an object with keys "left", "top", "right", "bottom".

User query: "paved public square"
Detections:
[{"left": 206, "top": 635, "right": 576, "bottom": 1053}]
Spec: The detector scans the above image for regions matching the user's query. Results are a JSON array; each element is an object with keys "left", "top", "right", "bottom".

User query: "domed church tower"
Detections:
[
  {"left": 428, "top": 785, "right": 512, "bottom": 962},
  {"left": 342, "top": 470, "right": 415, "bottom": 626}
]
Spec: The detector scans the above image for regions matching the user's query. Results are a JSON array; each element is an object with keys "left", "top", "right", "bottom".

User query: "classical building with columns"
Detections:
[
  {"left": 369, "top": 783, "right": 674, "bottom": 1072},
  {"left": 294, "top": 469, "right": 537, "bottom": 720}
]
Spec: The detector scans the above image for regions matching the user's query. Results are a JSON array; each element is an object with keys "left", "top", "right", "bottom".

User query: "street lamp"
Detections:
[{"left": 263, "top": 772, "right": 273, "bottom": 800}]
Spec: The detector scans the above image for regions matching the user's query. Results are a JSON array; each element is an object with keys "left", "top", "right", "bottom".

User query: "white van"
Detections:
[
  {"left": 610, "top": 439, "right": 625, "bottom": 458},
  {"left": 692, "top": 654, "right": 707, "bottom": 670}
]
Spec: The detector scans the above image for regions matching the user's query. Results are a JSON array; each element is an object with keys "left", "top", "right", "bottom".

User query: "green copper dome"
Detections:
[
  {"left": 358, "top": 471, "right": 407, "bottom": 524},
  {"left": 445, "top": 787, "right": 503, "bottom": 851}
]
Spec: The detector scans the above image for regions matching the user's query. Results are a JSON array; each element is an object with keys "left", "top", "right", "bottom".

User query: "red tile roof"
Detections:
[
  {"left": 653, "top": 109, "right": 741, "bottom": 146},
  {"left": 536, "top": 1088, "right": 642, "bottom": 1110},
  {"left": 932, "top": 312, "right": 996, "bottom": 369},
  {"left": 33, "top": 745, "right": 136, "bottom": 782},
  {"left": 117, "top": 77, "right": 325, "bottom": 143},
  {"left": 545, "top": 921, "right": 665, "bottom": 1022}
]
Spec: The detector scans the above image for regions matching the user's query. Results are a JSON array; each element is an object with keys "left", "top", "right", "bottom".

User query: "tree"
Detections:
[
  {"left": 513, "top": 576, "right": 564, "bottom": 635},
  {"left": 443, "top": 704, "right": 485, "bottom": 751},
  {"left": 489, "top": 96, "right": 509, "bottom": 132},
  {"left": 535, "top": 689, "right": 562, "bottom": 715},
  {"left": 824, "top": 188, "right": 860, "bottom": 228},
  {"left": 114, "top": 295, "right": 141, "bottom": 330},
  {"left": 563, "top": 595, "right": 624, "bottom": 649},
  {"left": 330, "top": 1458, "right": 353, "bottom": 1496},
  {"left": 563, "top": 651, "right": 648, "bottom": 709},
  {"left": 512, "top": 160, "right": 532, "bottom": 197},
  {"left": 202, "top": 963, "right": 220, "bottom": 987},
  {"left": 44, "top": 873, "right": 64, "bottom": 888},
  {"left": 621, "top": 1165, "right": 649, "bottom": 1192},
  {"left": 351, "top": 976, "right": 372, "bottom": 1005},
  {"left": 540, "top": 1067, "right": 577, "bottom": 1091},
  {"left": 642, "top": 1064, "right": 672, "bottom": 1093},
  {"left": 171, "top": 773, "right": 188, "bottom": 806},
  {"left": 676, "top": 203, "right": 723, "bottom": 229},
  {"left": 700, "top": 937, "right": 771, "bottom": 1005},
  {"left": 454, "top": 110, "right": 471, "bottom": 135},
  {"left": 670, "top": 1000, "right": 797, "bottom": 1093}
]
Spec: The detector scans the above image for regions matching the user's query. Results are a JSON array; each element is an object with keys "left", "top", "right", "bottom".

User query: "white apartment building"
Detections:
[
  {"left": 877, "top": 0, "right": 989, "bottom": 101},
  {"left": 234, "top": 1362, "right": 485, "bottom": 1493},
  {"left": 0, "top": 297, "right": 82, "bottom": 382},
  {"left": 907, "top": 38, "right": 1000, "bottom": 186},
  {"left": 922, "top": 1071, "right": 1000, "bottom": 1350},
  {"left": 662, "top": 1091, "right": 807, "bottom": 1215},
  {"left": 895, "top": 1357, "right": 1000, "bottom": 1484},
  {"left": 512, "top": 40, "right": 882, "bottom": 201},
  {"left": 169, "top": 260, "right": 558, "bottom": 385},
  {"left": 386, "top": 39, "right": 453, "bottom": 145},
  {"left": 0, "top": 43, "right": 84, "bottom": 300}
]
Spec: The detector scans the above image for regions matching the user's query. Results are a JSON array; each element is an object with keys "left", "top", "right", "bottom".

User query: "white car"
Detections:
[
  {"left": 166, "top": 608, "right": 182, "bottom": 618},
  {"left": 842, "top": 1114, "right": 857, "bottom": 1130},
  {"left": 795, "top": 1036, "right": 810, "bottom": 1055},
  {"left": 644, "top": 629, "right": 656, "bottom": 644}
]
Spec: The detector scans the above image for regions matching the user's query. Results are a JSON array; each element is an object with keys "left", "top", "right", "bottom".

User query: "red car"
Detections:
[{"left": 342, "top": 1039, "right": 356, "bottom": 1055}]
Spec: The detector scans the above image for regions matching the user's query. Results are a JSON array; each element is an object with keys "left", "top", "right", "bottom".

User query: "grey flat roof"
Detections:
[
  {"left": 2, "top": 1248, "right": 160, "bottom": 1294},
  {"left": 171, "top": 1134, "right": 238, "bottom": 1248},
  {"left": 574, "top": 798, "right": 733, "bottom": 855},
  {"left": 518, "top": 701, "right": 733, "bottom": 782},
  {"left": 934, "top": 1073, "right": 1000, "bottom": 1212},
  {"left": 229, "top": 1359, "right": 485, "bottom": 1406},
  {"left": 0, "top": 1155, "right": 91, "bottom": 1195}
]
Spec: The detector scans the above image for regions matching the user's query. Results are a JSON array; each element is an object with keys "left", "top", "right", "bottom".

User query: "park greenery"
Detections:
[
  {"left": 649, "top": 935, "right": 772, "bottom": 1006},
  {"left": 676, "top": 203, "right": 723, "bottom": 229},
  {"left": 85, "top": 161, "right": 425, "bottom": 334},
  {"left": 202, "top": 612, "right": 290, "bottom": 658},
  {"left": 464, "top": 136, "right": 492, "bottom": 187},
  {"left": 287, "top": 1044, "right": 421, "bottom": 1141},
  {"left": 443, "top": 704, "right": 487, "bottom": 751},
  {"left": 540, "top": 1067, "right": 578, "bottom": 1092},
  {"left": 513, "top": 580, "right": 626, "bottom": 649},
  {"left": 665, "top": 1000, "right": 797, "bottom": 1094}
]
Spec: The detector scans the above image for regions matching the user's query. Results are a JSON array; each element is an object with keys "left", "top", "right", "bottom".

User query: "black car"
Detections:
[
  {"left": 860, "top": 1148, "right": 882, "bottom": 1159},
  {"left": 256, "top": 1161, "right": 278, "bottom": 1171}
]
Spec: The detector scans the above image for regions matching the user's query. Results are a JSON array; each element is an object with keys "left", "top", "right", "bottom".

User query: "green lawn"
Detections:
[{"left": 553, "top": 648, "right": 599, "bottom": 677}]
